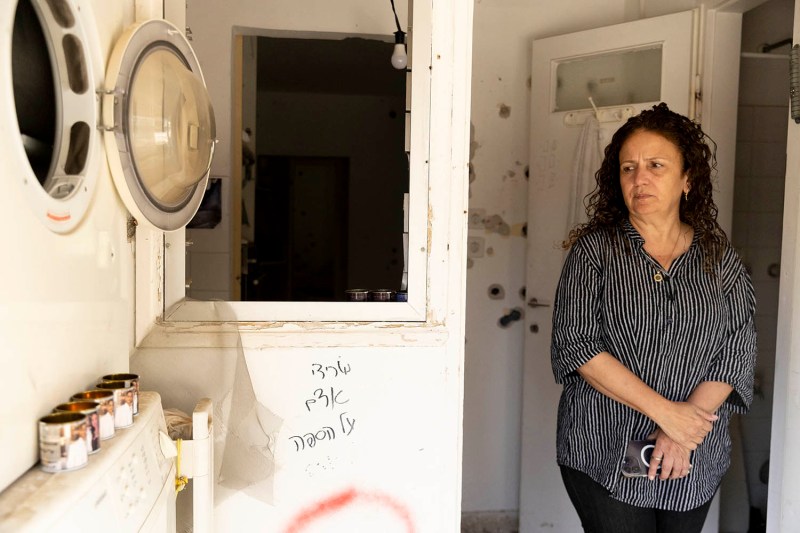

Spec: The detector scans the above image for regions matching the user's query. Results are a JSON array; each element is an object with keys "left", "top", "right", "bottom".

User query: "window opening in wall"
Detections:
[{"left": 186, "top": 35, "right": 409, "bottom": 302}]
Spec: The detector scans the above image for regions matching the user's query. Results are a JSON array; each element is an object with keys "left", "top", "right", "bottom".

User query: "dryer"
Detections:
[
  {"left": 7, "top": 0, "right": 215, "bottom": 234},
  {"left": 0, "top": 0, "right": 215, "bottom": 500}
]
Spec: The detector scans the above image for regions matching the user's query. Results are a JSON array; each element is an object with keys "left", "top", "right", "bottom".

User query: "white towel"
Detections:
[{"left": 568, "top": 115, "right": 604, "bottom": 231}]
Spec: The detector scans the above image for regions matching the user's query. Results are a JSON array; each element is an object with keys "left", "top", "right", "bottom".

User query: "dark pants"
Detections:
[{"left": 560, "top": 466, "right": 714, "bottom": 533}]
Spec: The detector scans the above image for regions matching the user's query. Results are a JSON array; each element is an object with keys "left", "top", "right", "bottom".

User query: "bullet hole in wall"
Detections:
[
  {"left": 498, "top": 307, "right": 523, "bottom": 328},
  {"left": 522, "top": 223, "right": 527, "bottom": 237},
  {"left": 498, "top": 103, "right": 511, "bottom": 118},
  {"left": 519, "top": 286, "right": 526, "bottom": 299},
  {"left": 525, "top": 165, "right": 530, "bottom": 179},
  {"left": 488, "top": 284, "right": 505, "bottom": 300}
]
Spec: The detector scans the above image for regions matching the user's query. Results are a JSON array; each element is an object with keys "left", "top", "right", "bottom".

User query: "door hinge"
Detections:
[{"left": 693, "top": 74, "right": 703, "bottom": 122}]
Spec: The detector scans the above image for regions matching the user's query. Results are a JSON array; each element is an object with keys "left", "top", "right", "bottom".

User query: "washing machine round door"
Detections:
[{"left": 103, "top": 19, "right": 215, "bottom": 231}]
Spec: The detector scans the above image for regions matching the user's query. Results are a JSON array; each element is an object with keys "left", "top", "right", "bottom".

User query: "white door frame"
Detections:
[{"left": 767, "top": 1, "right": 800, "bottom": 529}]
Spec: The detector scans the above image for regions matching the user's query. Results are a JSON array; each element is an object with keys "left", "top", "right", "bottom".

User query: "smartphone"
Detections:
[
  {"left": 621, "top": 439, "right": 657, "bottom": 478},
  {"left": 621, "top": 439, "right": 693, "bottom": 478}
]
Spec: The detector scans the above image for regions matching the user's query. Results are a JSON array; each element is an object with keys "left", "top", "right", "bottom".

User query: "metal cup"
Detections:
[
  {"left": 345, "top": 289, "right": 369, "bottom": 301},
  {"left": 95, "top": 381, "right": 134, "bottom": 429},
  {"left": 71, "top": 390, "right": 116, "bottom": 439},
  {"left": 54, "top": 401, "right": 101, "bottom": 454},
  {"left": 369, "top": 289, "right": 395, "bottom": 302},
  {"left": 38, "top": 412, "right": 88, "bottom": 472},
  {"left": 101, "top": 373, "right": 139, "bottom": 416}
]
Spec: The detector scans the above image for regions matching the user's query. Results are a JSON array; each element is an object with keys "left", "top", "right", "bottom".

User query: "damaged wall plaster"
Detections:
[
  {"left": 484, "top": 214, "right": 511, "bottom": 236},
  {"left": 465, "top": 212, "right": 527, "bottom": 269}
]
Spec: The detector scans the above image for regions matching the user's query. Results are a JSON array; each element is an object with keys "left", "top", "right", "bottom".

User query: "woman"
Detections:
[{"left": 551, "top": 103, "right": 757, "bottom": 532}]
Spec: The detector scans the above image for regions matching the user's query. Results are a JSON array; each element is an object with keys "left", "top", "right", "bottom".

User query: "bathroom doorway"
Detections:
[{"left": 727, "top": 0, "right": 793, "bottom": 530}]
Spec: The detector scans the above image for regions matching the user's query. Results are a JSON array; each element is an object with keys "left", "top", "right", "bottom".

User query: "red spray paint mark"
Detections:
[
  {"left": 285, "top": 487, "right": 415, "bottom": 533},
  {"left": 46, "top": 211, "right": 71, "bottom": 222}
]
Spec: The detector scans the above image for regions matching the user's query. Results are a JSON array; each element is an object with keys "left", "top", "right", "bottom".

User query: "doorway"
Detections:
[
  {"left": 244, "top": 155, "right": 349, "bottom": 301},
  {"left": 728, "top": 0, "right": 793, "bottom": 530}
]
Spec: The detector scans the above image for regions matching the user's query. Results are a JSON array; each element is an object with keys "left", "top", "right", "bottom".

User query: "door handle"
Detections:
[{"left": 527, "top": 297, "right": 551, "bottom": 308}]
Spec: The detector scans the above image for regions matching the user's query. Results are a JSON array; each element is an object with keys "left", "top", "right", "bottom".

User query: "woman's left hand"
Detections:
[{"left": 647, "top": 429, "right": 693, "bottom": 481}]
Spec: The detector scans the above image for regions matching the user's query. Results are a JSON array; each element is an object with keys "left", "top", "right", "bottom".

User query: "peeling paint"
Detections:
[{"left": 498, "top": 103, "right": 511, "bottom": 118}]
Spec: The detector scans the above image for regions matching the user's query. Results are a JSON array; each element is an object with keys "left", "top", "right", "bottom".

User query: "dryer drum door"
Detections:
[{"left": 103, "top": 19, "right": 216, "bottom": 232}]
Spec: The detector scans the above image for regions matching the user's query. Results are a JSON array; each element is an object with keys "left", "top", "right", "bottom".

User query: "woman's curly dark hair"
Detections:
[{"left": 563, "top": 102, "right": 728, "bottom": 271}]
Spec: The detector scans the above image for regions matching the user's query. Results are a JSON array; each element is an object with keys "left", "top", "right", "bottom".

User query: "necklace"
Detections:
[{"left": 652, "top": 227, "right": 684, "bottom": 282}]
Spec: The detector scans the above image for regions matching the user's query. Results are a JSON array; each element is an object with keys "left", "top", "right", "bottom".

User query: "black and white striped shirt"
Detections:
[{"left": 551, "top": 220, "right": 757, "bottom": 511}]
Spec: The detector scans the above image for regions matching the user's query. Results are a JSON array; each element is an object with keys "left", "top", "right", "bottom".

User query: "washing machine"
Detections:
[{"left": 0, "top": 392, "right": 215, "bottom": 533}]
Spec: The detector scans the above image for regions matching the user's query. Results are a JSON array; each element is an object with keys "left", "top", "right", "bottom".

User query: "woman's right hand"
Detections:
[
  {"left": 655, "top": 401, "right": 718, "bottom": 450},
  {"left": 647, "top": 429, "right": 693, "bottom": 481}
]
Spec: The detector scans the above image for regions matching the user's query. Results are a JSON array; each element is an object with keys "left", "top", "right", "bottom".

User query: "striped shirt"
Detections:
[{"left": 551, "top": 220, "right": 757, "bottom": 511}]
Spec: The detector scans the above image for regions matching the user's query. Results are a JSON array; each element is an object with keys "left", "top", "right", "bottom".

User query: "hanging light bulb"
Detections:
[{"left": 391, "top": 30, "right": 407, "bottom": 70}]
